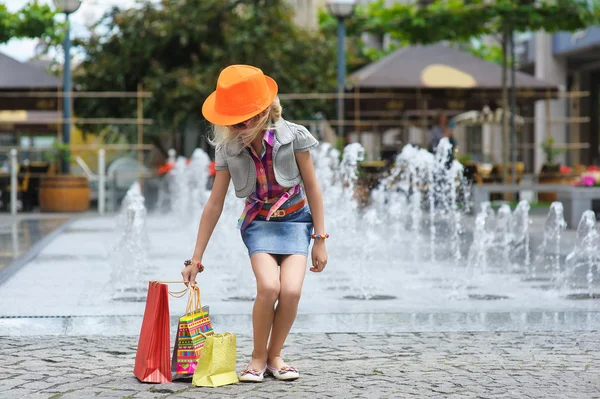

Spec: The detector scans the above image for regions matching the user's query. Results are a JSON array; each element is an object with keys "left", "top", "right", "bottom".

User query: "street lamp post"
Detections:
[
  {"left": 327, "top": 0, "right": 356, "bottom": 143},
  {"left": 510, "top": 29, "right": 517, "bottom": 185},
  {"left": 54, "top": 0, "right": 82, "bottom": 174}
]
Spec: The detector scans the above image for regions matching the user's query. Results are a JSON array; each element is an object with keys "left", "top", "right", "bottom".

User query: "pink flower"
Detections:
[{"left": 582, "top": 175, "right": 595, "bottom": 187}]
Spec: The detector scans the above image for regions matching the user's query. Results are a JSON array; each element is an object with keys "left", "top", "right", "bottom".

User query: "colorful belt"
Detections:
[
  {"left": 257, "top": 198, "right": 306, "bottom": 218},
  {"left": 238, "top": 186, "right": 302, "bottom": 229}
]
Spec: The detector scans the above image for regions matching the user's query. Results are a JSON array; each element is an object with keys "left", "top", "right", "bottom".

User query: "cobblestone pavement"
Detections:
[{"left": 0, "top": 332, "right": 598, "bottom": 399}]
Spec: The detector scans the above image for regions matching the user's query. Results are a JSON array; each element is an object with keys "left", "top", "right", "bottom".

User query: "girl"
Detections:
[{"left": 181, "top": 65, "right": 328, "bottom": 382}]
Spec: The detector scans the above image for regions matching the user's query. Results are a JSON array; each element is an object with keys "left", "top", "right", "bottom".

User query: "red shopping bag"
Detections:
[{"left": 134, "top": 282, "right": 172, "bottom": 383}]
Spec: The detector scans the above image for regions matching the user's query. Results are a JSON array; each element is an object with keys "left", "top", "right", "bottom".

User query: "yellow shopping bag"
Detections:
[{"left": 192, "top": 333, "right": 239, "bottom": 387}]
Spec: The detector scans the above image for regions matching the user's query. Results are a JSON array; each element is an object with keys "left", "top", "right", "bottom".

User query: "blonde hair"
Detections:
[{"left": 209, "top": 97, "right": 282, "bottom": 150}]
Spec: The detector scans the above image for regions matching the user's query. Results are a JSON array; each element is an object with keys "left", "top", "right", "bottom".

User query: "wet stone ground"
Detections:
[
  {"left": 0, "top": 215, "right": 69, "bottom": 284},
  {"left": 1, "top": 332, "right": 599, "bottom": 399}
]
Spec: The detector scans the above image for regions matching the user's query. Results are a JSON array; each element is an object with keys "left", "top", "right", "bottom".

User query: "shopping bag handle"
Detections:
[
  {"left": 212, "top": 332, "right": 233, "bottom": 341},
  {"left": 149, "top": 280, "right": 191, "bottom": 299},
  {"left": 185, "top": 286, "right": 205, "bottom": 316},
  {"left": 149, "top": 281, "right": 207, "bottom": 316}
]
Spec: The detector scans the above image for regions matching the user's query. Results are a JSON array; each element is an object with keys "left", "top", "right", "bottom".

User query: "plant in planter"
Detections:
[
  {"left": 43, "top": 142, "right": 70, "bottom": 174},
  {"left": 39, "top": 142, "right": 91, "bottom": 213},
  {"left": 540, "top": 136, "right": 566, "bottom": 173}
]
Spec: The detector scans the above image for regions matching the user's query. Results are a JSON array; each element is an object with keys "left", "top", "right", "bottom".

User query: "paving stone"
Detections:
[
  {"left": 0, "top": 388, "right": 35, "bottom": 399},
  {"left": 0, "top": 332, "right": 599, "bottom": 398},
  {"left": 0, "top": 378, "right": 28, "bottom": 392}
]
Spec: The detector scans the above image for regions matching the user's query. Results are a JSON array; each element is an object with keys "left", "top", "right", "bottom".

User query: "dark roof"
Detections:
[
  {"left": 348, "top": 43, "right": 556, "bottom": 90},
  {"left": 27, "top": 58, "right": 53, "bottom": 72},
  {"left": 0, "top": 52, "right": 61, "bottom": 89}
]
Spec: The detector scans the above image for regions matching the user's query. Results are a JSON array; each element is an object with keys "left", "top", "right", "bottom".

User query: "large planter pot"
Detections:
[
  {"left": 538, "top": 172, "right": 563, "bottom": 203},
  {"left": 538, "top": 163, "right": 577, "bottom": 203},
  {"left": 39, "top": 175, "right": 90, "bottom": 212}
]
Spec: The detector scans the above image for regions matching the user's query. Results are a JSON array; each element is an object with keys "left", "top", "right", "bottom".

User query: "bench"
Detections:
[{"left": 472, "top": 184, "right": 600, "bottom": 228}]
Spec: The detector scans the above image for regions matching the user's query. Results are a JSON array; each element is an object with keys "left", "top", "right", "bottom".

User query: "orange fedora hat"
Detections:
[{"left": 202, "top": 65, "right": 278, "bottom": 126}]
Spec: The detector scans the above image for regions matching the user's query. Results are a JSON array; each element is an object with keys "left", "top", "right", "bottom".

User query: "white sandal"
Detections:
[
  {"left": 239, "top": 364, "right": 267, "bottom": 382},
  {"left": 266, "top": 364, "right": 300, "bottom": 381}
]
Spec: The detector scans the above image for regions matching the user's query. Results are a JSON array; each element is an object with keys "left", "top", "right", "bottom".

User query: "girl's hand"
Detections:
[
  {"left": 310, "top": 240, "right": 328, "bottom": 273},
  {"left": 181, "top": 264, "right": 200, "bottom": 287}
]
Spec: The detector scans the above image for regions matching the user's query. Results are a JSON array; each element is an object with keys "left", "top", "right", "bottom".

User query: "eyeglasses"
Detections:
[{"left": 231, "top": 119, "right": 251, "bottom": 130}]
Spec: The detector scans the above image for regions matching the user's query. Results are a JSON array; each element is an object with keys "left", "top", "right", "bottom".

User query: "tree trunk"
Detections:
[{"left": 501, "top": 22, "right": 510, "bottom": 186}]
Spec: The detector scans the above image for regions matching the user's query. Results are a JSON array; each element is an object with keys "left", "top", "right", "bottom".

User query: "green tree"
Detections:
[
  {"left": 365, "top": 0, "right": 600, "bottom": 179},
  {"left": 73, "top": 0, "right": 337, "bottom": 154},
  {"left": 463, "top": 40, "right": 503, "bottom": 65},
  {"left": 0, "top": 1, "right": 60, "bottom": 44},
  {"left": 318, "top": 4, "right": 500, "bottom": 74}
]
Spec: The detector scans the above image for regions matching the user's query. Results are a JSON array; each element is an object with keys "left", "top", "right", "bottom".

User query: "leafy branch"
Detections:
[{"left": 0, "top": 1, "right": 63, "bottom": 44}]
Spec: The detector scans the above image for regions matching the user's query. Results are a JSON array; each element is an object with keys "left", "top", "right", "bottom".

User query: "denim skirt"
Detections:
[{"left": 241, "top": 200, "right": 314, "bottom": 258}]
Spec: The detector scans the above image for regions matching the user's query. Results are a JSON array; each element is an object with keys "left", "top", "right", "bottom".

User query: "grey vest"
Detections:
[{"left": 214, "top": 118, "right": 319, "bottom": 198}]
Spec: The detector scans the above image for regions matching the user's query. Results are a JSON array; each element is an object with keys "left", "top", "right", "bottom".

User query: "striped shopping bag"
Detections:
[{"left": 172, "top": 286, "right": 214, "bottom": 376}]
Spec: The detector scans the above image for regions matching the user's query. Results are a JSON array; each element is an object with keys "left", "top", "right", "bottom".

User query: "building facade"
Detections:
[
  {"left": 288, "top": 0, "right": 600, "bottom": 169},
  {"left": 516, "top": 28, "right": 600, "bottom": 170}
]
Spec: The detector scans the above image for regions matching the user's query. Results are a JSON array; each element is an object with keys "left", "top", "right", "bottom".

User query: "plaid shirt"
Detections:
[{"left": 237, "top": 129, "right": 301, "bottom": 230}]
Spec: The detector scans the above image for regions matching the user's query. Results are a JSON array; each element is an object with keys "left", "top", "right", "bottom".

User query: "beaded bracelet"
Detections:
[
  {"left": 184, "top": 259, "right": 205, "bottom": 273},
  {"left": 311, "top": 233, "right": 330, "bottom": 239}
]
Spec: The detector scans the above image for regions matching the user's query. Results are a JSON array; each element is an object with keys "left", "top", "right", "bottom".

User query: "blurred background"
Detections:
[{"left": 0, "top": 0, "right": 599, "bottom": 214}]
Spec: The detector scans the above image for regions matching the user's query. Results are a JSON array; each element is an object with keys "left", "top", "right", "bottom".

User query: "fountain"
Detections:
[
  {"left": 4, "top": 119, "right": 600, "bottom": 337},
  {"left": 527, "top": 202, "right": 567, "bottom": 282},
  {"left": 110, "top": 182, "right": 150, "bottom": 300},
  {"left": 466, "top": 202, "right": 495, "bottom": 279},
  {"left": 117, "top": 137, "right": 600, "bottom": 307},
  {"left": 561, "top": 210, "right": 600, "bottom": 298},
  {"left": 491, "top": 204, "right": 512, "bottom": 272},
  {"left": 511, "top": 200, "right": 531, "bottom": 272},
  {"left": 375, "top": 139, "right": 467, "bottom": 264},
  {"left": 187, "top": 148, "right": 211, "bottom": 217}
]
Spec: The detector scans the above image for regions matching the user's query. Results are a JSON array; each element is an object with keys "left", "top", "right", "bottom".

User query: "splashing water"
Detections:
[
  {"left": 529, "top": 202, "right": 567, "bottom": 281},
  {"left": 110, "top": 182, "right": 149, "bottom": 295},
  {"left": 377, "top": 138, "right": 465, "bottom": 264},
  {"left": 492, "top": 204, "right": 513, "bottom": 271},
  {"left": 511, "top": 200, "right": 531, "bottom": 271},
  {"left": 562, "top": 210, "right": 600, "bottom": 294},
  {"left": 107, "top": 138, "right": 600, "bottom": 307},
  {"left": 466, "top": 202, "right": 494, "bottom": 279}
]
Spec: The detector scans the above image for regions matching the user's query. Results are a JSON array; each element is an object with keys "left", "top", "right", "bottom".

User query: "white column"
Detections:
[
  {"left": 482, "top": 124, "right": 493, "bottom": 162},
  {"left": 9, "top": 149, "right": 17, "bottom": 215},
  {"left": 11, "top": 221, "right": 19, "bottom": 257},
  {"left": 534, "top": 32, "right": 567, "bottom": 172},
  {"left": 491, "top": 124, "right": 503, "bottom": 164},
  {"left": 98, "top": 148, "right": 106, "bottom": 215},
  {"left": 168, "top": 149, "right": 177, "bottom": 163}
]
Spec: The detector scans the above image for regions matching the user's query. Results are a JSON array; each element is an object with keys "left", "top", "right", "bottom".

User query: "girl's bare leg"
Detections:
[
  {"left": 247, "top": 252, "right": 280, "bottom": 371},
  {"left": 267, "top": 254, "right": 307, "bottom": 368}
]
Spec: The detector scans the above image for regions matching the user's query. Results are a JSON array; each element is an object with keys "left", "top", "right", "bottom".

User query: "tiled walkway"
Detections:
[{"left": 1, "top": 332, "right": 599, "bottom": 398}]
